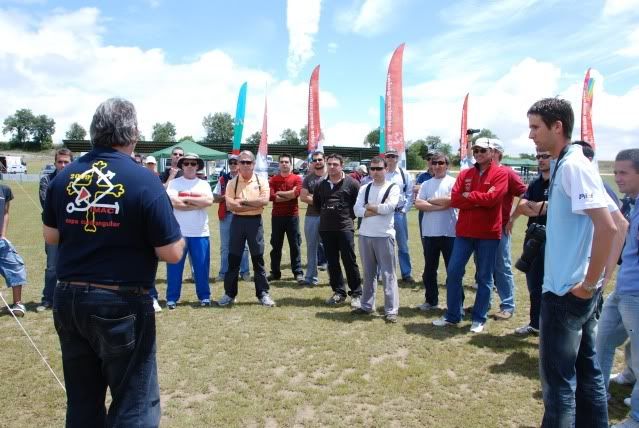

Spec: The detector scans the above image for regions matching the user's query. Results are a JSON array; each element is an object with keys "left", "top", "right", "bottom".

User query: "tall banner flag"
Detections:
[
  {"left": 385, "top": 43, "right": 406, "bottom": 167},
  {"left": 379, "top": 95, "right": 386, "bottom": 153},
  {"left": 459, "top": 93, "right": 473, "bottom": 170},
  {"left": 231, "top": 82, "right": 247, "bottom": 155},
  {"left": 255, "top": 96, "right": 269, "bottom": 180},
  {"left": 307, "top": 65, "right": 323, "bottom": 156},
  {"left": 581, "top": 68, "right": 595, "bottom": 149}
]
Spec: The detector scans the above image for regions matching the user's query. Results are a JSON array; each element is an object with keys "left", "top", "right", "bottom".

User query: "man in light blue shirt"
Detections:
[{"left": 528, "top": 97, "right": 617, "bottom": 428}]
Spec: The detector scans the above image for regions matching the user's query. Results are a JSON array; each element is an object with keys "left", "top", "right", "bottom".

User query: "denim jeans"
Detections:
[
  {"left": 42, "top": 242, "right": 58, "bottom": 303},
  {"left": 53, "top": 283, "right": 160, "bottom": 427},
  {"left": 493, "top": 227, "right": 515, "bottom": 313},
  {"left": 444, "top": 237, "right": 499, "bottom": 324},
  {"left": 595, "top": 291, "right": 639, "bottom": 423},
  {"left": 270, "top": 216, "right": 303, "bottom": 277},
  {"left": 539, "top": 289, "right": 608, "bottom": 428},
  {"left": 394, "top": 212, "right": 412, "bottom": 278},
  {"left": 524, "top": 240, "right": 545, "bottom": 330},
  {"left": 320, "top": 230, "right": 362, "bottom": 298},
  {"left": 218, "top": 213, "right": 249, "bottom": 277},
  {"left": 304, "top": 215, "right": 324, "bottom": 285},
  {"left": 166, "top": 236, "right": 210, "bottom": 303},
  {"left": 421, "top": 236, "right": 454, "bottom": 306}
]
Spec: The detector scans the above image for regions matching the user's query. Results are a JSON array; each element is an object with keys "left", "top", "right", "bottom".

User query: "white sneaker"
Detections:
[
  {"left": 152, "top": 298, "right": 162, "bottom": 313},
  {"left": 260, "top": 293, "right": 276, "bottom": 307},
  {"left": 470, "top": 321, "right": 485, "bottom": 333},
  {"left": 418, "top": 302, "right": 437, "bottom": 311},
  {"left": 350, "top": 296, "right": 361, "bottom": 309},
  {"left": 611, "top": 372, "right": 636, "bottom": 385},
  {"left": 432, "top": 317, "right": 455, "bottom": 327},
  {"left": 624, "top": 397, "right": 631, "bottom": 407},
  {"left": 611, "top": 417, "right": 639, "bottom": 428},
  {"left": 514, "top": 324, "right": 539, "bottom": 335},
  {"left": 217, "top": 294, "right": 236, "bottom": 306}
]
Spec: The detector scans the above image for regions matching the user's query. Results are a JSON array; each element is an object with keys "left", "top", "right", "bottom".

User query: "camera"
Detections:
[
  {"left": 515, "top": 223, "right": 546, "bottom": 273},
  {"left": 466, "top": 128, "right": 480, "bottom": 135}
]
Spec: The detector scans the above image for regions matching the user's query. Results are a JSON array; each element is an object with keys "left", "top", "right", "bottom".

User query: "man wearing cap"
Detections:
[
  {"left": 161, "top": 146, "right": 184, "bottom": 188},
  {"left": 433, "top": 137, "right": 508, "bottom": 333},
  {"left": 217, "top": 150, "right": 275, "bottom": 307},
  {"left": 165, "top": 153, "right": 214, "bottom": 309},
  {"left": 489, "top": 140, "right": 527, "bottom": 321},
  {"left": 144, "top": 155, "right": 158, "bottom": 175},
  {"left": 268, "top": 153, "right": 304, "bottom": 283},
  {"left": 384, "top": 148, "right": 415, "bottom": 283},
  {"left": 349, "top": 164, "right": 368, "bottom": 184},
  {"left": 213, "top": 154, "right": 250, "bottom": 283}
]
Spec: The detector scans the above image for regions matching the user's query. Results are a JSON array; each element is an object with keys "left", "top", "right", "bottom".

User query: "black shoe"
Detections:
[
  {"left": 351, "top": 308, "right": 373, "bottom": 315},
  {"left": 325, "top": 294, "right": 346, "bottom": 305},
  {"left": 401, "top": 276, "right": 415, "bottom": 284},
  {"left": 267, "top": 274, "right": 281, "bottom": 281}
]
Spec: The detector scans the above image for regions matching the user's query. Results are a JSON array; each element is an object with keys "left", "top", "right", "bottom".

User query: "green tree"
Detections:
[
  {"left": 245, "top": 131, "right": 261, "bottom": 145},
  {"left": 31, "top": 114, "right": 56, "bottom": 149},
  {"left": 406, "top": 140, "right": 425, "bottom": 170},
  {"left": 178, "top": 135, "right": 194, "bottom": 142},
  {"left": 152, "top": 121, "right": 177, "bottom": 142},
  {"left": 65, "top": 122, "right": 87, "bottom": 140},
  {"left": 2, "top": 108, "right": 36, "bottom": 147},
  {"left": 202, "top": 112, "right": 234, "bottom": 144},
  {"left": 471, "top": 128, "right": 498, "bottom": 143},
  {"left": 275, "top": 128, "right": 301, "bottom": 145},
  {"left": 363, "top": 128, "right": 380, "bottom": 149},
  {"left": 138, "top": 133, "right": 147, "bottom": 142},
  {"left": 519, "top": 152, "right": 536, "bottom": 160},
  {"left": 299, "top": 125, "right": 308, "bottom": 147}
]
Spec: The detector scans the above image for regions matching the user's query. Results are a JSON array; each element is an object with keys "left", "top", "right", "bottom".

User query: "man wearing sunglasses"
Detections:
[
  {"left": 213, "top": 155, "right": 251, "bottom": 283},
  {"left": 161, "top": 146, "right": 184, "bottom": 188},
  {"left": 433, "top": 137, "right": 508, "bottom": 333},
  {"left": 384, "top": 148, "right": 415, "bottom": 283},
  {"left": 165, "top": 153, "right": 213, "bottom": 309}
]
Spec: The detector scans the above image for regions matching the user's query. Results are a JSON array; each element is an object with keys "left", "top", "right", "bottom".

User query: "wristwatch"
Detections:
[{"left": 582, "top": 281, "right": 598, "bottom": 293}]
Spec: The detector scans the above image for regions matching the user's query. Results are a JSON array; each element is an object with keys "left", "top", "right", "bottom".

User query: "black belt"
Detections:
[
  {"left": 58, "top": 281, "right": 150, "bottom": 295},
  {"left": 236, "top": 214, "right": 261, "bottom": 218}
]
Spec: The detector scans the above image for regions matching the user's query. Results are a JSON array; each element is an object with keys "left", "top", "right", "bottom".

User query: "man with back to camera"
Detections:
[
  {"left": 43, "top": 98, "right": 184, "bottom": 426},
  {"left": 268, "top": 153, "right": 304, "bottom": 284},
  {"left": 432, "top": 137, "right": 508, "bottom": 333},
  {"left": 352, "top": 156, "right": 400, "bottom": 322},
  {"left": 313, "top": 153, "right": 362, "bottom": 307},
  {"left": 165, "top": 153, "right": 214, "bottom": 309},
  {"left": 527, "top": 97, "right": 619, "bottom": 427},
  {"left": 37, "top": 148, "right": 72, "bottom": 313}
]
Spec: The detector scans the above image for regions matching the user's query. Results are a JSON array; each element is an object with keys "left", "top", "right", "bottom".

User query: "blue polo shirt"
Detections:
[
  {"left": 616, "top": 201, "right": 639, "bottom": 295},
  {"left": 43, "top": 147, "right": 181, "bottom": 287},
  {"left": 543, "top": 145, "right": 609, "bottom": 295}
]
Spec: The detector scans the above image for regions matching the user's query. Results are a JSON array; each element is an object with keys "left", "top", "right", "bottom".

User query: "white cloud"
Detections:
[
  {"left": 327, "top": 42, "right": 338, "bottom": 54},
  {"left": 617, "top": 27, "right": 639, "bottom": 57},
  {"left": 603, "top": 0, "right": 639, "bottom": 16},
  {"left": 439, "top": 0, "right": 541, "bottom": 29},
  {"left": 335, "top": 0, "right": 395, "bottom": 36},
  {"left": 286, "top": 0, "right": 321, "bottom": 78}
]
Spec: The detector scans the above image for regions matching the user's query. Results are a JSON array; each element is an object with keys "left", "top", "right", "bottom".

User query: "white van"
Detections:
[{"left": 0, "top": 155, "right": 27, "bottom": 174}]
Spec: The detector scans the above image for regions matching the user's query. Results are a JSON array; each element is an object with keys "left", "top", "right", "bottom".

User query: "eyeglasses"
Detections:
[
  {"left": 385, "top": 154, "right": 398, "bottom": 158},
  {"left": 472, "top": 148, "right": 488, "bottom": 154},
  {"left": 228, "top": 161, "right": 238, "bottom": 165},
  {"left": 181, "top": 161, "right": 198, "bottom": 167},
  {"left": 239, "top": 160, "right": 253, "bottom": 165},
  {"left": 311, "top": 158, "right": 324, "bottom": 163},
  {"left": 327, "top": 162, "right": 341, "bottom": 167},
  {"left": 172, "top": 152, "right": 184, "bottom": 157},
  {"left": 431, "top": 161, "right": 447, "bottom": 166},
  {"left": 536, "top": 154, "right": 551, "bottom": 160},
  {"left": 369, "top": 166, "right": 384, "bottom": 171}
]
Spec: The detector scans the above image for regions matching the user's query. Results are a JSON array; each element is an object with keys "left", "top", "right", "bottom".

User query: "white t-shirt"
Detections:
[
  {"left": 417, "top": 175, "right": 457, "bottom": 237},
  {"left": 354, "top": 181, "right": 400, "bottom": 238},
  {"left": 559, "top": 154, "right": 618, "bottom": 215},
  {"left": 167, "top": 177, "right": 212, "bottom": 237}
]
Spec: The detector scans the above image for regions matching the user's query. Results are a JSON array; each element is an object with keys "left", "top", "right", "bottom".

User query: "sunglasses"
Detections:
[
  {"left": 239, "top": 160, "right": 253, "bottom": 165},
  {"left": 228, "top": 161, "right": 238, "bottom": 165},
  {"left": 172, "top": 153, "right": 184, "bottom": 157},
  {"left": 536, "top": 154, "right": 551, "bottom": 160},
  {"left": 311, "top": 158, "right": 324, "bottom": 163},
  {"left": 472, "top": 148, "right": 488, "bottom": 154},
  {"left": 431, "top": 161, "right": 447, "bottom": 166},
  {"left": 385, "top": 154, "right": 398, "bottom": 158},
  {"left": 369, "top": 166, "right": 384, "bottom": 171},
  {"left": 181, "top": 161, "right": 198, "bottom": 167},
  {"left": 327, "top": 162, "right": 341, "bottom": 167}
]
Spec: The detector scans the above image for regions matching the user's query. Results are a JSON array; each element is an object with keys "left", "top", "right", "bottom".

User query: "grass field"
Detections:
[{"left": 0, "top": 178, "right": 630, "bottom": 427}]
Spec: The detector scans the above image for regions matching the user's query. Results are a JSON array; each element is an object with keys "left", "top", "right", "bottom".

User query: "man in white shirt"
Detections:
[
  {"left": 414, "top": 152, "right": 457, "bottom": 311},
  {"left": 353, "top": 156, "right": 401, "bottom": 322},
  {"left": 166, "top": 153, "right": 214, "bottom": 309}
]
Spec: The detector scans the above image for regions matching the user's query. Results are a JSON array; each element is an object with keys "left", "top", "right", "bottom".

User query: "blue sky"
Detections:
[{"left": 1, "top": 0, "right": 637, "bottom": 159}]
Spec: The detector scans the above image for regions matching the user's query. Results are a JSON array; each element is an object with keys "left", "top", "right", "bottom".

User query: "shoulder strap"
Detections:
[
  {"left": 381, "top": 183, "right": 396, "bottom": 203},
  {"left": 399, "top": 168, "right": 407, "bottom": 192},
  {"left": 364, "top": 182, "right": 373, "bottom": 205}
]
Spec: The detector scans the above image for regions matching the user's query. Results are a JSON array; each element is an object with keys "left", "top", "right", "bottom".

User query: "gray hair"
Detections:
[
  {"left": 90, "top": 98, "right": 138, "bottom": 148},
  {"left": 429, "top": 151, "right": 449, "bottom": 164},
  {"left": 238, "top": 150, "right": 255, "bottom": 162}
]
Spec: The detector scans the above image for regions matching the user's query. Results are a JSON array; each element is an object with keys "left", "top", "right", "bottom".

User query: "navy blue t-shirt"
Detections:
[
  {"left": 522, "top": 174, "right": 549, "bottom": 227},
  {"left": 43, "top": 147, "right": 182, "bottom": 287},
  {"left": 0, "top": 185, "right": 14, "bottom": 234},
  {"left": 415, "top": 171, "right": 432, "bottom": 185}
]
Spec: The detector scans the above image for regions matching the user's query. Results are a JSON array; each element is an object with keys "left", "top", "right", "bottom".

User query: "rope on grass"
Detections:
[{"left": 0, "top": 291, "right": 66, "bottom": 393}]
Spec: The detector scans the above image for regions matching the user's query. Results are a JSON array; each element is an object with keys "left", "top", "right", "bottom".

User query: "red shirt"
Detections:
[
  {"left": 269, "top": 173, "right": 303, "bottom": 217},
  {"left": 500, "top": 166, "right": 527, "bottom": 225},
  {"left": 451, "top": 161, "right": 508, "bottom": 240}
]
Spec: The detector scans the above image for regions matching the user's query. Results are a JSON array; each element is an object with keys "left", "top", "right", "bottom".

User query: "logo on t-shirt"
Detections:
[{"left": 65, "top": 160, "right": 125, "bottom": 232}]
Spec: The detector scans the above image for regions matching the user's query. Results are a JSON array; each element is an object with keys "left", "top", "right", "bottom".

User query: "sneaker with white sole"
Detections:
[
  {"left": 166, "top": 301, "right": 177, "bottom": 310},
  {"left": 152, "top": 298, "right": 162, "bottom": 313},
  {"left": 611, "top": 371, "right": 636, "bottom": 385},
  {"left": 418, "top": 302, "right": 437, "bottom": 312},
  {"left": 325, "top": 294, "right": 346, "bottom": 305},
  {"left": 10, "top": 303, "right": 26, "bottom": 317},
  {"left": 36, "top": 301, "right": 52, "bottom": 313},
  {"left": 625, "top": 397, "right": 632, "bottom": 407},
  {"left": 241, "top": 273, "right": 251, "bottom": 282},
  {"left": 260, "top": 293, "right": 275, "bottom": 307},
  {"left": 514, "top": 324, "right": 539, "bottom": 335},
  {"left": 350, "top": 296, "right": 361, "bottom": 309},
  {"left": 200, "top": 299, "right": 211, "bottom": 307},
  {"left": 217, "top": 294, "right": 236, "bottom": 306},
  {"left": 611, "top": 417, "right": 639, "bottom": 428},
  {"left": 432, "top": 317, "right": 455, "bottom": 327},
  {"left": 470, "top": 321, "right": 485, "bottom": 333}
]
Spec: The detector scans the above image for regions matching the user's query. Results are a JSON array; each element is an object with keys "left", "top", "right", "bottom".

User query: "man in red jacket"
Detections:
[
  {"left": 268, "top": 153, "right": 304, "bottom": 284},
  {"left": 433, "top": 138, "right": 508, "bottom": 333}
]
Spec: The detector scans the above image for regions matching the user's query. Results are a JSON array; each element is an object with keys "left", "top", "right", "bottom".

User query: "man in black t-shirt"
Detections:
[
  {"left": 160, "top": 146, "right": 184, "bottom": 188},
  {"left": 43, "top": 98, "right": 184, "bottom": 427}
]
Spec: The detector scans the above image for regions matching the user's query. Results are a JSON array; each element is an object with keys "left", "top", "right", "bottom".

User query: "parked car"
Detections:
[
  {"left": 267, "top": 161, "right": 280, "bottom": 177},
  {"left": 343, "top": 161, "right": 360, "bottom": 174},
  {"left": 40, "top": 164, "right": 55, "bottom": 177}
]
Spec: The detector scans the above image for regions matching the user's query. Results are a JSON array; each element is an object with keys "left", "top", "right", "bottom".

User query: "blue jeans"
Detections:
[
  {"left": 218, "top": 213, "right": 249, "bottom": 277},
  {"left": 304, "top": 215, "right": 324, "bottom": 285},
  {"left": 394, "top": 212, "right": 412, "bottom": 278},
  {"left": 595, "top": 291, "right": 639, "bottom": 423},
  {"left": 42, "top": 243, "right": 58, "bottom": 303},
  {"left": 524, "top": 240, "right": 545, "bottom": 330},
  {"left": 539, "top": 289, "right": 608, "bottom": 428},
  {"left": 53, "top": 283, "right": 160, "bottom": 427},
  {"left": 444, "top": 237, "right": 499, "bottom": 324},
  {"left": 166, "top": 237, "right": 210, "bottom": 303},
  {"left": 493, "top": 228, "right": 515, "bottom": 313}
]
